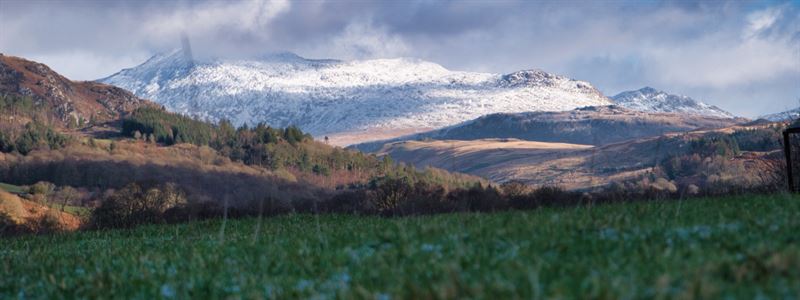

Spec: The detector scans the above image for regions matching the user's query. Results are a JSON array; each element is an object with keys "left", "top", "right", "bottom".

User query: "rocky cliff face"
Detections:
[{"left": 0, "top": 54, "right": 155, "bottom": 127}]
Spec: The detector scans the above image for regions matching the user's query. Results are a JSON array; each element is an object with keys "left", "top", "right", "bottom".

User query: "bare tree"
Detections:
[{"left": 57, "top": 186, "right": 77, "bottom": 213}]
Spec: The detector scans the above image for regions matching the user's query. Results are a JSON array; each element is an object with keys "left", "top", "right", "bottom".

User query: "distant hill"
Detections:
[
  {"left": 352, "top": 106, "right": 744, "bottom": 152},
  {"left": 374, "top": 123, "right": 782, "bottom": 191},
  {"left": 612, "top": 87, "right": 734, "bottom": 118},
  {"left": 0, "top": 54, "right": 155, "bottom": 128},
  {"left": 0, "top": 55, "right": 485, "bottom": 225}
]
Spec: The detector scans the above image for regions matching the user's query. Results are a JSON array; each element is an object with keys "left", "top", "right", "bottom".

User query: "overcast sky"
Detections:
[{"left": 1, "top": 0, "right": 798, "bottom": 117}]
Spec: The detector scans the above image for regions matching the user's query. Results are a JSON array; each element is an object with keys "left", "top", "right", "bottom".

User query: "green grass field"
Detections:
[
  {"left": 0, "top": 182, "right": 26, "bottom": 194},
  {"left": 40, "top": 202, "right": 90, "bottom": 217},
  {"left": 2, "top": 194, "right": 799, "bottom": 299}
]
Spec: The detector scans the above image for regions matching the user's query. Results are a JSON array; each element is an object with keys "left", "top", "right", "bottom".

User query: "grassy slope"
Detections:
[
  {"left": 0, "top": 182, "right": 25, "bottom": 194},
  {"left": 0, "top": 183, "right": 88, "bottom": 216},
  {"left": 2, "top": 194, "right": 799, "bottom": 298}
]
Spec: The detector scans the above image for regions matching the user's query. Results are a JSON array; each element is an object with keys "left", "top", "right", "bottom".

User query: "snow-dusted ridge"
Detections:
[
  {"left": 758, "top": 107, "right": 800, "bottom": 122},
  {"left": 611, "top": 87, "right": 734, "bottom": 119},
  {"left": 100, "top": 49, "right": 612, "bottom": 144}
]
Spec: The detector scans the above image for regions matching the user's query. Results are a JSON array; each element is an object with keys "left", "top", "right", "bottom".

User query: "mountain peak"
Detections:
[
  {"left": 637, "top": 86, "right": 659, "bottom": 94},
  {"left": 498, "top": 69, "right": 602, "bottom": 97},
  {"left": 499, "top": 69, "right": 556, "bottom": 86},
  {"left": 612, "top": 87, "right": 734, "bottom": 118}
]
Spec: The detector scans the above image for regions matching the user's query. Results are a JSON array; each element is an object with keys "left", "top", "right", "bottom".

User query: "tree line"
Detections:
[
  {"left": 120, "top": 107, "right": 478, "bottom": 189},
  {"left": 0, "top": 121, "right": 69, "bottom": 155}
]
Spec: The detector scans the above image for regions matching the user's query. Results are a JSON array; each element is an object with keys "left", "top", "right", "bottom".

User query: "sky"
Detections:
[{"left": 0, "top": 0, "right": 798, "bottom": 118}]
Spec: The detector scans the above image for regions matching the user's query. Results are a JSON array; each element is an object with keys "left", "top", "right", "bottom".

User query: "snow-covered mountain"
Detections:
[
  {"left": 100, "top": 49, "right": 612, "bottom": 145},
  {"left": 611, "top": 87, "right": 734, "bottom": 118},
  {"left": 758, "top": 107, "right": 800, "bottom": 122}
]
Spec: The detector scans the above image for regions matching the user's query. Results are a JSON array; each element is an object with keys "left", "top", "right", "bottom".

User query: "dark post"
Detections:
[
  {"left": 785, "top": 130, "right": 794, "bottom": 192},
  {"left": 783, "top": 128, "right": 800, "bottom": 192}
]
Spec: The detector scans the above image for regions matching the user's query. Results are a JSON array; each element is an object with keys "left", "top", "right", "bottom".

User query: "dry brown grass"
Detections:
[
  {"left": 0, "top": 189, "right": 80, "bottom": 231},
  {"left": 325, "top": 127, "right": 436, "bottom": 147},
  {"left": 391, "top": 138, "right": 592, "bottom": 154},
  {"left": 0, "top": 190, "right": 26, "bottom": 224},
  {"left": 376, "top": 124, "right": 784, "bottom": 191}
]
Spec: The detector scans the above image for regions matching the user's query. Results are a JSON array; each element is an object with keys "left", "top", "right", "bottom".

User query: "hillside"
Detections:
[
  {"left": 100, "top": 49, "right": 612, "bottom": 145},
  {"left": 0, "top": 54, "right": 155, "bottom": 129},
  {"left": 0, "top": 56, "right": 485, "bottom": 231},
  {"left": 0, "top": 189, "right": 81, "bottom": 232},
  {"left": 376, "top": 123, "right": 783, "bottom": 191},
  {"left": 612, "top": 87, "right": 733, "bottom": 118},
  {"left": 353, "top": 106, "right": 743, "bottom": 152}
]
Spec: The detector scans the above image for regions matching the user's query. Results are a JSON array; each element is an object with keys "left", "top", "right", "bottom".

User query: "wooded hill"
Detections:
[{"left": 0, "top": 56, "right": 487, "bottom": 233}]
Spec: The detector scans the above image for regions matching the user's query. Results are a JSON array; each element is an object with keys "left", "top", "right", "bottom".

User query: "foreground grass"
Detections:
[{"left": 2, "top": 194, "right": 799, "bottom": 299}]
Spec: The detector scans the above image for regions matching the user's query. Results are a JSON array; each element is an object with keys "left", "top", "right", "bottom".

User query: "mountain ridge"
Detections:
[
  {"left": 758, "top": 107, "right": 800, "bottom": 122},
  {"left": 99, "top": 50, "right": 613, "bottom": 145},
  {"left": 611, "top": 87, "right": 733, "bottom": 118},
  {"left": 351, "top": 105, "right": 744, "bottom": 153}
]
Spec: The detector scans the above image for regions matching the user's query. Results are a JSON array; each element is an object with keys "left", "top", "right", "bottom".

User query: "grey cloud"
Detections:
[{"left": 0, "top": 0, "right": 797, "bottom": 117}]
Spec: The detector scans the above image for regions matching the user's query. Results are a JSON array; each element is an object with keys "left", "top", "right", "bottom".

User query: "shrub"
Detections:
[
  {"left": 397, "top": 181, "right": 449, "bottom": 215},
  {"left": 501, "top": 180, "right": 530, "bottom": 198},
  {"left": 447, "top": 184, "right": 505, "bottom": 212},
  {"left": 509, "top": 186, "right": 573, "bottom": 209},
  {"left": 0, "top": 131, "right": 11, "bottom": 152},
  {"left": 366, "top": 177, "right": 414, "bottom": 215},
  {"left": 0, "top": 190, "right": 25, "bottom": 223},
  {"left": 89, "top": 182, "right": 187, "bottom": 229},
  {"left": 324, "top": 190, "right": 369, "bottom": 214},
  {"left": 312, "top": 164, "right": 331, "bottom": 176},
  {"left": 29, "top": 181, "right": 55, "bottom": 196},
  {"left": 0, "top": 210, "right": 26, "bottom": 236},
  {"left": 34, "top": 210, "right": 64, "bottom": 234}
]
